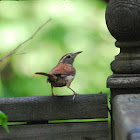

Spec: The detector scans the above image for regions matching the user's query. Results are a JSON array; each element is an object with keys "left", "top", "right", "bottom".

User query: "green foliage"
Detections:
[
  {"left": 0, "top": 111, "right": 9, "bottom": 133},
  {"left": 0, "top": 1, "right": 118, "bottom": 97},
  {"left": 49, "top": 118, "right": 108, "bottom": 123}
]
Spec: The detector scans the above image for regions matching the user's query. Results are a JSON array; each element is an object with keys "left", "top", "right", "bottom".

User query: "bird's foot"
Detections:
[
  {"left": 52, "top": 93, "right": 57, "bottom": 96},
  {"left": 73, "top": 92, "right": 78, "bottom": 101}
]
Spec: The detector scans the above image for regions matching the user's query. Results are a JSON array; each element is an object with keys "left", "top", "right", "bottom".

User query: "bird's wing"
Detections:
[{"left": 50, "top": 64, "right": 76, "bottom": 76}]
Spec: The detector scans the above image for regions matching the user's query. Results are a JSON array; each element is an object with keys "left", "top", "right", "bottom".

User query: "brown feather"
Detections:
[{"left": 49, "top": 64, "right": 76, "bottom": 76}]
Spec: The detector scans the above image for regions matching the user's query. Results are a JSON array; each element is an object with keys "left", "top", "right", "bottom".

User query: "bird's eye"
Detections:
[{"left": 67, "top": 55, "right": 71, "bottom": 58}]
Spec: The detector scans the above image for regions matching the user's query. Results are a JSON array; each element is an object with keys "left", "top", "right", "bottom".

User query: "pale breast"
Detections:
[{"left": 65, "top": 75, "right": 75, "bottom": 82}]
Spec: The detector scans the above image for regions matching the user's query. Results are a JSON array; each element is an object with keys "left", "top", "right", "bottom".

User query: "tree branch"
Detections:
[{"left": 0, "top": 18, "right": 51, "bottom": 62}]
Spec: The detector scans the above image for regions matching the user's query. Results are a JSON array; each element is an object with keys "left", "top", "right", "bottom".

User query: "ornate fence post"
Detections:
[{"left": 105, "top": 0, "right": 140, "bottom": 139}]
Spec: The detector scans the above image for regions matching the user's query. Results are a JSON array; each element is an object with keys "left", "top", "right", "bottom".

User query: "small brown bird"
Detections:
[{"left": 35, "top": 51, "right": 82, "bottom": 99}]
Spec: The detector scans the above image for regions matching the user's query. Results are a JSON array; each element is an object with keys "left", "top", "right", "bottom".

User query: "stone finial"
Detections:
[{"left": 106, "top": 0, "right": 140, "bottom": 74}]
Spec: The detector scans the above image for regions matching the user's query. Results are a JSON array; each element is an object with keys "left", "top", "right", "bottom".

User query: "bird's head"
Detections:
[{"left": 58, "top": 51, "right": 82, "bottom": 65}]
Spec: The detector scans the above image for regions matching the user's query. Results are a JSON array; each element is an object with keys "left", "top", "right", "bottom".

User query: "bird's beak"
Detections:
[{"left": 73, "top": 51, "right": 83, "bottom": 57}]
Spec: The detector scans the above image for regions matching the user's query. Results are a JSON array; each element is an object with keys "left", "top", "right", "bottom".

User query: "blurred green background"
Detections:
[{"left": 0, "top": 0, "right": 118, "bottom": 97}]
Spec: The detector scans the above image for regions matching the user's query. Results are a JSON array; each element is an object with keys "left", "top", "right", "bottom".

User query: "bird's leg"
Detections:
[
  {"left": 51, "top": 85, "right": 57, "bottom": 96},
  {"left": 66, "top": 82, "right": 78, "bottom": 100},
  {"left": 66, "top": 81, "right": 78, "bottom": 94},
  {"left": 51, "top": 85, "right": 55, "bottom": 96}
]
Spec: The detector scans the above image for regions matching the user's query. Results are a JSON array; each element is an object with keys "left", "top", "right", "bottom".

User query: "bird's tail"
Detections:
[
  {"left": 35, "top": 72, "right": 57, "bottom": 80},
  {"left": 35, "top": 72, "right": 51, "bottom": 76}
]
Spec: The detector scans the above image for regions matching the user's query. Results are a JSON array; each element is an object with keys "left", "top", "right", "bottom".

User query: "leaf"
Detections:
[{"left": 0, "top": 111, "right": 9, "bottom": 133}]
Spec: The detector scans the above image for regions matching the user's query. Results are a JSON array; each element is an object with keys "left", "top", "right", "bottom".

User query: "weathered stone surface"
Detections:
[
  {"left": 0, "top": 122, "right": 109, "bottom": 140},
  {"left": 113, "top": 95, "right": 140, "bottom": 140},
  {"left": 0, "top": 94, "right": 108, "bottom": 122}
]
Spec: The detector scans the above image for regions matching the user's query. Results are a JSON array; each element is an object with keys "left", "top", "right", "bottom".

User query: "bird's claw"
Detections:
[
  {"left": 52, "top": 93, "right": 57, "bottom": 96},
  {"left": 73, "top": 93, "right": 78, "bottom": 101},
  {"left": 73, "top": 95, "right": 76, "bottom": 101}
]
